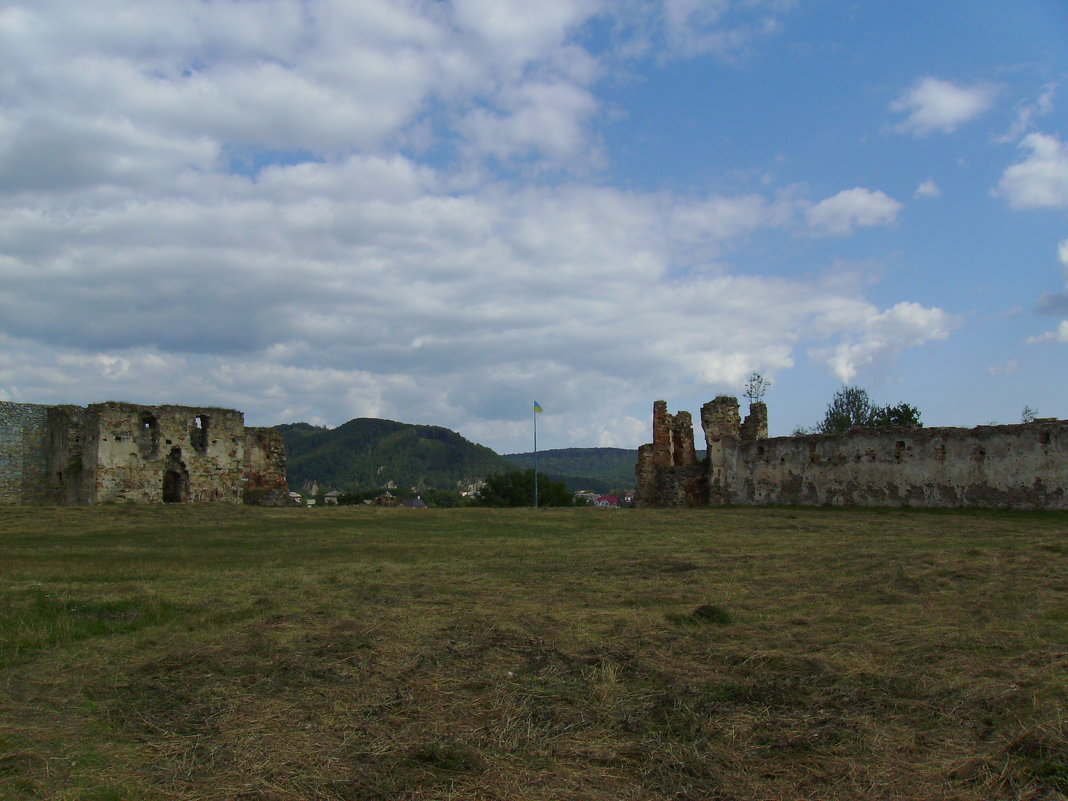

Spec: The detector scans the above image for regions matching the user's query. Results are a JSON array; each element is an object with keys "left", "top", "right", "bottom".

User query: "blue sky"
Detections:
[{"left": 1, "top": 0, "right": 1066, "bottom": 453}]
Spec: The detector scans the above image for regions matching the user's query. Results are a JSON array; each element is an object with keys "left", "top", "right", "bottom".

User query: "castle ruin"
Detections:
[
  {"left": 636, "top": 397, "right": 1067, "bottom": 510},
  {"left": 0, "top": 401, "right": 288, "bottom": 505}
]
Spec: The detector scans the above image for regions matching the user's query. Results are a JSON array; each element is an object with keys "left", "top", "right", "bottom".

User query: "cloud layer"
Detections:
[{"left": 0, "top": 1, "right": 971, "bottom": 450}]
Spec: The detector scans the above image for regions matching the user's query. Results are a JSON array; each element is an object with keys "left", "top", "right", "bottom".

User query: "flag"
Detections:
[{"left": 533, "top": 401, "right": 544, "bottom": 413}]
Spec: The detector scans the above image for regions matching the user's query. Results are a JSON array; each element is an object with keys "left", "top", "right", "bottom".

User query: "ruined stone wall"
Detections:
[
  {"left": 46, "top": 405, "right": 93, "bottom": 505},
  {"left": 722, "top": 421, "right": 1068, "bottom": 510},
  {"left": 0, "top": 402, "right": 51, "bottom": 504},
  {"left": 739, "top": 402, "right": 768, "bottom": 441},
  {"left": 85, "top": 403, "right": 247, "bottom": 503},
  {"left": 1, "top": 400, "right": 287, "bottom": 505},
  {"left": 243, "top": 427, "right": 289, "bottom": 501},
  {"left": 638, "top": 396, "right": 1067, "bottom": 510},
  {"left": 635, "top": 401, "right": 704, "bottom": 506},
  {"left": 700, "top": 397, "right": 741, "bottom": 507}
]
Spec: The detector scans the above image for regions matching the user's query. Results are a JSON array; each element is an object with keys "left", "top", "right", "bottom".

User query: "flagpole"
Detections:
[{"left": 533, "top": 403, "right": 539, "bottom": 509}]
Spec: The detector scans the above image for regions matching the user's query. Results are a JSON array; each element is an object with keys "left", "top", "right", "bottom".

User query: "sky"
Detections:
[{"left": 1, "top": 0, "right": 1067, "bottom": 454}]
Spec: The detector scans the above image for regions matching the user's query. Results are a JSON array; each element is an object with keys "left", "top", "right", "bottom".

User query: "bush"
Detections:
[{"left": 475, "top": 469, "right": 573, "bottom": 507}]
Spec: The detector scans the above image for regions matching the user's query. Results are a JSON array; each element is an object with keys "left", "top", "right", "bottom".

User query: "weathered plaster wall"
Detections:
[
  {"left": 46, "top": 405, "right": 93, "bottom": 505},
  {"left": 85, "top": 403, "right": 247, "bottom": 503},
  {"left": 0, "top": 402, "right": 51, "bottom": 504},
  {"left": 638, "top": 397, "right": 1068, "bottom": 510},
  {"left": 724, "top": 421, "right": 1068, "bottom": 510},
  {"left": 1, "top": 400, "right": 287, "bottom": 505}
]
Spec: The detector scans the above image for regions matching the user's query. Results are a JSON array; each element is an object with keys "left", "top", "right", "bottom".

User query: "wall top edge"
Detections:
[
  {"left": 2, "top": 400, "right": 242, "bottom": 415},
  {"left": 756, "top": 419, "right": 1068, "bottom": 444}
]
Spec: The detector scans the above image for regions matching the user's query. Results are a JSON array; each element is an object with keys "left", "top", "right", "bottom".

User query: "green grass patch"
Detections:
[{"left": 1, "top": 504, "right": 1067, "bottom": 800}]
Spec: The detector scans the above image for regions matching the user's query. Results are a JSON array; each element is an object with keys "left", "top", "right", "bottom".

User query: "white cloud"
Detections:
[
  {"left": 890, "top": 77, "right": 998, "bottom": 136},
  {"left": 0, "top": 0, "right": 961, "bottom": 451},
  {"left": 659, "top": 0, "right": 795, "bottom": 60},
  {"left": 1026, "top": 321, "right": 1068, "bottom": 345},
  {"left": 1060, "top": 238, "right": 1068, "bottom": 279},
  {"left": 805, "top": 188, "right": 903, "bottom": 237},
  {"left": 914, "top": 179, "right": 940, "bottom": 199},
  {"left": 997, "top": 82, "right": 1056, "bottom": 143},
  {"left": 451, "top": 0, "right": 601, "bottom": 67},
  {"left": 818, "top": 302, "right": 957, "bottom": 383},
  {"left": 0, "top": 164, "right": 953, "bottom": 449},
  {"left": 458, "top": 80, "right": 601, "bottom": 164},
  {"left": 997, "top": 132, "right": 1068, "bottom": 209}
]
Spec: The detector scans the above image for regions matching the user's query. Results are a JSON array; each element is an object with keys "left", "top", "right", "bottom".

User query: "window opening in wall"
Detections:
[
  {"left": 192, "top": 414, "right": 210, "bottom": 453},
  {"left": 894, "top": 441, "right": 906, "bottom": 462},
  {"left": 1040, "top": 432, "right": 1051, "bottom": 445},
  {"left": 138, "top": 413, "right": 160, "bottom": 458}
]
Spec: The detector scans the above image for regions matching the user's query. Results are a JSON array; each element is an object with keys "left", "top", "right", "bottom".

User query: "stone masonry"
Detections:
[
  {"left": 636, "top": 396, "right": 1067, "bottom": 510},
  {"left": 0, "top": 400, "right": 288, "bottom": 505},
  {"left": 635, "top": 401, "right": 708, "bottom": 507}
]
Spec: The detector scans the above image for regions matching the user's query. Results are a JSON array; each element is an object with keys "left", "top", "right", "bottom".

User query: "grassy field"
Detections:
[{"left": 1, "top": 504, "right": 1066, "bottom": 801}]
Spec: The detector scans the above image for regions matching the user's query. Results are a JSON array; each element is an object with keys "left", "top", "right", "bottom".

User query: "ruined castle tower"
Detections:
[
  {"left": 634, "top": 401, "right": 706, "bottom": 507},
  {"left": 701, "top": 396, "right": 741, "bottom": 505}
]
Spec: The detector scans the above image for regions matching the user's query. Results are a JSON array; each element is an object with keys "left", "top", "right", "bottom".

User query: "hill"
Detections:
[
  {"left": 503, "top": 447, "right": 637, "bottom": 492},
  {"left": 276, "top": 419, "right": 513, "bottom": 492}
]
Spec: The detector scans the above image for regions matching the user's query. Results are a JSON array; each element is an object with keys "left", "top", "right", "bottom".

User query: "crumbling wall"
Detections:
[
  {"left": 0, "top": 402, "right": 51, "bottom": 504},
  {"left": 701, "top": 396, "right": 740, "bottom": 506},
  {"left": 86, "top": 403, "right": 247, "bottom": 503},
  {"left": 740, "top": 402, "right": 768, "bottom": 441},
  {"left": 724, "top": 421, "right": 1067, "bottom": 510},
  {"left": 1, "top": 400, "right": 288, "bottom": 505},
  {"left": 634, "top": 401, "right": 705, "bottom": 507},
  {"left": 242, "top": 427, "right": 291, "bottom": 505},
  {"left": 46, "top": 405, "right": 93, "bottom": 505},
  {"left": 638, "top": 395, "right": 1067, "bottom": 510}
]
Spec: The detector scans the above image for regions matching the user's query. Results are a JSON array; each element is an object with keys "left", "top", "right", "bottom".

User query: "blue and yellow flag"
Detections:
[{"left": 533, "top": 401, "right": 544, "bottom": 413}]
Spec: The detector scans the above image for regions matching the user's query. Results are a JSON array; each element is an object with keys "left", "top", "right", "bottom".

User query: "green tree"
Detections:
[
  {"left": 476, "top": 470, "right": 573, "bottom": 507},
  {"left": 817, "top": 386, "right": 876, "bottom": 434},
  {"left": 868, "top": 402, "right": 923, "bottom": 428},
  {"left": 816, "top": 387, "right": 923, "bottom": 434}
]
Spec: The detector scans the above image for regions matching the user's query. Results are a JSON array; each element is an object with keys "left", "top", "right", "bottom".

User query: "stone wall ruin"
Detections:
[
  {"left": 0, "top": 401, "right": 288, "bottom": 505},
  {"left": 636, "top": 397, "right": 1067, "bottom": 510}
]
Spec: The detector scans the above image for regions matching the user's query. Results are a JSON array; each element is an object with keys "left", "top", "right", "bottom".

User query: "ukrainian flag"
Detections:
[{"left": 533, "top": 401, "right": 544, "bottom": 413}]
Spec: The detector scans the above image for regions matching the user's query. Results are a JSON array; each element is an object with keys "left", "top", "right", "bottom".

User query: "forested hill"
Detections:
[
  {"left": 276, "top": 419, "right": 513, "bottom": 492},
  {"left": 503, "top": 448, "right": 637, "bottom": 492}
]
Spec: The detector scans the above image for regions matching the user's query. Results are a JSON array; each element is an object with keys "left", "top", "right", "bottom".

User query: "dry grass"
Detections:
[{"left": 1, "top": 504, "right": 1066, "bottom": 800}]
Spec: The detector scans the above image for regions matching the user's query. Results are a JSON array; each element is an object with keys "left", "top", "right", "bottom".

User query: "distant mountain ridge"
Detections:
[
  {"left": 276, "top": 419, "right": 512, "bottom": 492},
  {"left": 502, "top": 447, "right": 637, "bottom": 492},
  {"left": 275, "top": 420, "right": 638, "bottom": 494}
]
